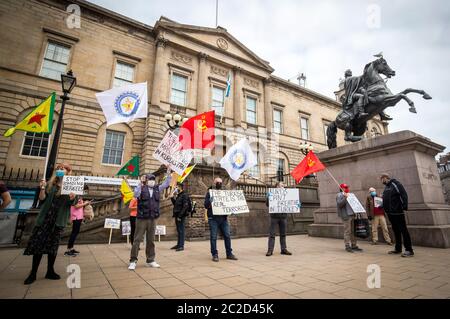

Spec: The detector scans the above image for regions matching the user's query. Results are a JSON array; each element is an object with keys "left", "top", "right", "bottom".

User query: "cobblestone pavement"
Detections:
[{"left": 1, "top": 235, "right": 449, "bottom": 299}]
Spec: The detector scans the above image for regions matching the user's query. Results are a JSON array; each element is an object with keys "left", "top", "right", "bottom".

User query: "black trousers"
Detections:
[
  {"left": 130, "top": 216, "right": 136, "bottom": 244},
  {"left": 388, "top": 213, "right": 413, "bottom": 252},
  {"left": 67, "top": 219, "right": 82, "bottom": 249}
]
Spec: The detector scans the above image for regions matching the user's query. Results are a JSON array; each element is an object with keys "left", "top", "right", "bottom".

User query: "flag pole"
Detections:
[
  {"left": 43, "top": 132, "right": 52, "bottom": 180},
  {"left": 215, "top": 0, "right": 219, "bottom": 27},
  {"left": 325, "top": 167, "right": 344, "bottom": 191}
]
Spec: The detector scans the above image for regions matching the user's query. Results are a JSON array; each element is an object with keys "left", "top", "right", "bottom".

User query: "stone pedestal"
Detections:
[{"left": 308, "top": 130, "right": 450, "bottom": 248}]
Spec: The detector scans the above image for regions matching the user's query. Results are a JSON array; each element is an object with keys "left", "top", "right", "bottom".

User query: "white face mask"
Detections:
[{"left": 148, "top": 180, "right": 156, "bottom": 187}]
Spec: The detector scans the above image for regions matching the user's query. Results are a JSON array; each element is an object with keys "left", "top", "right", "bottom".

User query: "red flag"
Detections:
[
  {"left": 179, "top": 110, "right": 215, "bottom": 150},
  {"left": 290, "top": 151, "right": 326, "bottom": 184}
]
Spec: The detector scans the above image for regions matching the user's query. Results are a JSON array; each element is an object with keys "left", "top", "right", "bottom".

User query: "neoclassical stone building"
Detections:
[
  {"left": 0, "top": 0, "right": 392, "bottom": 241},
  {"left": 0, "top": 0, "right": 388, "bottom": 184}
]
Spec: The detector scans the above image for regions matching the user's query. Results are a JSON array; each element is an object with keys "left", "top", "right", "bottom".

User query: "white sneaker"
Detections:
[
  {"left": 128, "top": 262, "right": 137, "bottom": 270},
  {"left": 146, "top": 261, "right": 160, "bottom": 268}
]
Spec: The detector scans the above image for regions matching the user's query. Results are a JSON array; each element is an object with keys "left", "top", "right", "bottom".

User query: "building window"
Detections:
[
  {"left": 113, "top": 61, "right": 135, "bottom": 87},
  {"left": 212, "top": 86, "right": 225, "bottom": 116},
  {"left": 170, "top": 73, "right": 188, "bottom": 106},
  {"left": 102, "top": 130, "right": 125, "bottom": 165},
  {"left": 21, "top": 132, "right": 49, "bottom": 157},
  {"left": 300, "top": 117, "right": 309, "bottom": 140},
  {"left": 277, "top": 158, "right": 285, "bottom": 181},
  {"left": 39, "top": 42, "right": 71, "bottom": 80},
  {"left": 246, "top": 97, "right": 257, "bottom": 125},
  {"left": 273, "top": 109, "right": 283, "bottom": 134},
  {"left": 323, "top": 123, "right": 329, "bottom": 144}
]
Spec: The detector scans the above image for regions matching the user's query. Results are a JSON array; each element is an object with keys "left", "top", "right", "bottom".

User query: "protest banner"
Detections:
[
  {"left": 268, "top": 188, "right": 301, "bottom": 213},
  {"left": 83, "top": 176, "right": 139, "bottom": 187},
  {"left": 209, "top": 190, "right": 249, "bottom": 215},
  {"left": 153, "top": 130, "right": 193, "bottom": 175},
  {"left": 121, "top": 220, "right": 131, "bottom": 244},
  {"left": 104, "top": 218, "right": 121, "bottom": 245},
  {"left": 61, "top": 176, "right": 85, "bottom": 195},
  {"left": 347, "top": 193, "right": 366, "bottom": 213}
]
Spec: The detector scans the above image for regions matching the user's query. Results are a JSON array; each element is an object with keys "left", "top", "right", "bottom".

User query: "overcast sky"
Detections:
[{"left": 90, "top": 0, "right": 449, "bottom": 155}]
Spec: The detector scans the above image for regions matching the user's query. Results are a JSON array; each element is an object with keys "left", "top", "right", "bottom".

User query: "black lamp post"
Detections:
[
  {"left": 165, "top": 110, "right": 189, "bottom": 130},
  {"left": 299, "top": 142, "right": 313, "bottom": 156},
  {"left": 45, "top": 70, "right": 76, "bottom": 180}
]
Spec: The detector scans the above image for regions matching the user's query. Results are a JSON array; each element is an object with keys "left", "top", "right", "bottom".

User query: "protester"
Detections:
[
  {"left": 170, "top": 182, "right": 190, "bottom": 251},
  {"left": 366, "top": 187, "right": 392, "bottom": 245},
  {"left": 336, "top": 183, "right": 362, "bottom": 253},
  {"left": 128, "top": 165, "right": 172, "bottom": 270},
  {"left": 204, "top": 177, "right": 238, "bottom": 262},
  {"left": 128, "top": 197, "right": 138, "bottom": 245},
  {"left": 380, "top": 173, "right": 414, "bottom": 257},
  {"left": 23, "top": 163, "right": 76, "bottom": 285},
  {"left": 65, "top": 185, "right": 91, "bottom": 257},
  {"left": 0, "top": 181, "right": 12, "bottom": 211},
  {"left": 265, "top": 181, "right": 292, "bottom": 256}
]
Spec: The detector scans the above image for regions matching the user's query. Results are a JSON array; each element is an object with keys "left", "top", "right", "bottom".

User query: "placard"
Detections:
[
  {"left": 347, "top": 193, "right": 366, "bottom": 213},
  {"left": 104, "top": 218, "right": 121, "bottom": 229},
  {"left": 153, "top": 130, "right": 194, "bottom": 175},
  {"left": 155, "top": 225, "right": 166, "bottom": 235},
  {"left": 268, "top": 188, "right": 301, "bottom": 213},
  {"left": 374, "top": 196, "right": 383, "bottom": 208},
  {"left": 61, "top": 176, "right": 85, "bottom": 195},
  {"left": 121, "top": 221, "right": 131, "bottom": 235},
  {"left": 0, "top": 213, "right": 18, "bottom": 244},
  {"left": 209, "top": 190, "right": 249, "bottom": 215}
]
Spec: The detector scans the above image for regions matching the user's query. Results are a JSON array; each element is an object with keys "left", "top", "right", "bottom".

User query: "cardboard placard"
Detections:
[
  {"left": 155, "top": 225, "right": 166, "bottom": 235},
  {"left": 347, "top": 193, "right": 366, "bottom": 213},
  {"left": 268, "top": 188, "right": 301, "bottom": 213},
  {"left": 153, "top": 130, "right": 194, "bottom": 175},
  {"left": 121, "top": 221, "right": 131, "bottom": 235},
  {"left": 209, "top": 190, "right": 249, "bottom": 215},
  {"left": 84, "top": 176, "right": 139, "bottom": 187},
  {"left": 104, "top": 218, "right": 121, "bottom": 229},
  {"left": 61, "top": 176, "right": 85, "bottom": 195}
]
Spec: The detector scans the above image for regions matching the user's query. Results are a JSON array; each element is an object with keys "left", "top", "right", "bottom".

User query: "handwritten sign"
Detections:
[
  {"left": 155, "top": 225, "right": 166, "bottom": 235},
  {"left": 104, "top": 218, "right": 121, "bottom": 229},
  {"left": 121, "top": 221, "right": 131, "bottom": 236},
  {"left": 347, "top": 193, "right": 366, "bottom": 213},
  {"left": 61, "top": 176, "right": 85, "bottom": 195},
  {"left": 374, "top": 196, "right": 383, "bottom": 208},
  {"left": 209, "top": 190, "right": 249, "bottom": 215},
  {"left": 83, "top": 176, "right": 139, "bottom": 187},
  {"left": 268, "top": 188, "right": 301, "bottom": 213},
  {"left": 153, "top": 130, "right": 194, "bottom": 175}
]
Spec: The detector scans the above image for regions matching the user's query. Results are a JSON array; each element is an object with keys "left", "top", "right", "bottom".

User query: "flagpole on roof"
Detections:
[{"left": 215, "top": 0, "right": 219, "bottom": 27}]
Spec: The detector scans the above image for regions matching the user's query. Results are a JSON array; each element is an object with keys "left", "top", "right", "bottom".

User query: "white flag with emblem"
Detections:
[
  {"left": 220, "top": 138, "right": 257, "bottom": 181},
  {"left": 95, "top": 82, "right": 148, "bottom": 126}
]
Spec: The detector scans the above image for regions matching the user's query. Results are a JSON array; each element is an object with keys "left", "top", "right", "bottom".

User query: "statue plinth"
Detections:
[{"left": 309, "top": 130, "right": 450, "bottom": 248}]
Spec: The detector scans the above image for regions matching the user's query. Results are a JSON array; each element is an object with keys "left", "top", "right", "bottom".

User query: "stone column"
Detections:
[
  {"left": 233, "top": 67, "right": 242, "bottom": 127},
  {"left": 197, "top": 52, "right": 209, "bottom": 114},
  {"left": 263, "top": 78, "right": 273, "bottom": 134},
  {"left": 151, "top": 36, "right": 168, "bottom": 108}
]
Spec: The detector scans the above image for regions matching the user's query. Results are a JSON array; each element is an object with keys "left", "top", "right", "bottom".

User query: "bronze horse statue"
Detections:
[{"left": 326, "top": 56, "right": 432, "bottom": 149}]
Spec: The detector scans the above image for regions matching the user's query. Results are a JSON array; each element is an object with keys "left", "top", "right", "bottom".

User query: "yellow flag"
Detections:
[
  {"left": 177, "top": 164, "right": 196, "bottom": 183},
  {"left": 4, "top": 92, "right": 56, "bottom": 137},
  {"left": 120, "top": 179, "right": 133, "bottom": 204}
]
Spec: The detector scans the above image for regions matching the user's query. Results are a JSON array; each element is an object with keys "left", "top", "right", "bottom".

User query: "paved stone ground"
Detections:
[{"left": 1, "top": 235, "right": 450, "bottom": 299}]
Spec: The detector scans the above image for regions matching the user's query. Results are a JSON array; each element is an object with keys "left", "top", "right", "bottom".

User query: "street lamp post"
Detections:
[
  {"left": 165, "top": 109, "right": 189, "bottom": 130},
  {"left": 45, "top": 70, "right": 77, "bottom": 180},
  {"left": 299, "top": 141, "right": 313, "bottom": 156}
]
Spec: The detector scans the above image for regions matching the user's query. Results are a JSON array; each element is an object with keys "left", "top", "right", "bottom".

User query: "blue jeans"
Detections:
[
  {"left": 175, "top": 217, "right": 185, "bottom": 248},
  {"left": 208, "top": 216, "right": 232, "bottom": 257}
]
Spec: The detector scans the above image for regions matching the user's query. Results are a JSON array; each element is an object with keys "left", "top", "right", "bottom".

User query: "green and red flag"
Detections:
[{"left": 116, "top": 155, "right": 139, "bottom": 177}]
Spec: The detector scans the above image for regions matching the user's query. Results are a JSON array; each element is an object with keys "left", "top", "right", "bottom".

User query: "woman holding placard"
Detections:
[{"left": 23, "top": 163, "right": 76, "bottom": 285}]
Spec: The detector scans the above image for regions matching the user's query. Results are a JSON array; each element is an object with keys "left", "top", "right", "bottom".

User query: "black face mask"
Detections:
[{"left": 215, "top": 182, "right": 222, "bottom": 189}]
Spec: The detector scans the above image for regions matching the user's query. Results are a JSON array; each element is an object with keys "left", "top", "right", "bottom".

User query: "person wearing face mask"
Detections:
[
  {"left": 366, "top": 187, "right": 392, "bottom": 246},
  {"left": 128, "top": 165, "right": 172, "bottom": 270},
  {"left": 170, "top": 182, "right": 190, "bottom": 251},
  {"left": 204, "top": 177, "right": 238, "bottom": 262},
  {"left": 23, "top": 163, "right": 76, "bottom": 285},
  {"left": 265, "top": 181, "right": 292, "bottom": 256},
  {"left": 380, "top": 173, "right": 413, "bottom": 257},
  {"left": 336, "top": 183, "right": 362, "bottom": 253}
]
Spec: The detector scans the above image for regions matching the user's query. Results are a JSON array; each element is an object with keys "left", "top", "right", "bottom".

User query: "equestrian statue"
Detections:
[{"left": 326, "top": 53, "right": 432, "bottom": 149}]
